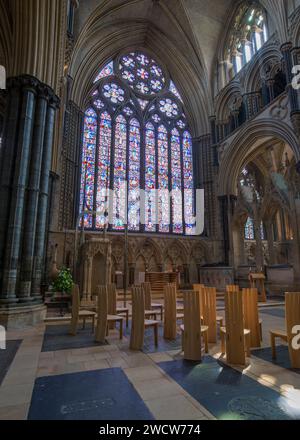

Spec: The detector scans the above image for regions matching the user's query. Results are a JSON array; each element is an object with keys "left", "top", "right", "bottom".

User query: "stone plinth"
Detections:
[
  {"left": 199, "top": 266, "right": 234, "bottom": 291},
  {"left": 0, "top": 303, "right": 47, "bottom": 330}
]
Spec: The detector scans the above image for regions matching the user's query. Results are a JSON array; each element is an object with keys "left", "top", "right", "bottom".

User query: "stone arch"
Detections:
[
  {"left": 243, "top": 44, "right": 283, "bottom": 94},
  {"left": 68, "top": 1, "right": 210, "bottom": 136},
  {"left": 218, "top": 119, "right": 300, "bottom": 196},
  {"left": 163, "top": 239, "right": 188, "bottom": 267},
  {"left": 134, "top": 238, "right": 163, "bottom": 269}
]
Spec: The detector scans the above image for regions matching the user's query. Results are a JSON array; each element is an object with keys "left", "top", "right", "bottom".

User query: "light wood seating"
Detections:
[
  {"left": 95, "top": 285, "right": 124, "bottom": 343},
  {"left": 142, "top": 282, "right": 163, "bottom": 320},
  {"left": 69, "top": 284, "right": 96, "bottom": 336},
  {"left": 130, "top": 286, "right": 159, "bottom": 350},
  {"left": 243, "top": 288, "right": 261, "bottom": 348},
  {"left": 164, "top": 283, "right": 182, "bottom": 340},
  {"left": 180, "top": 290, "right": 208, "bottom": 360},
  {"left": 221, "top": 290, "right": 251, "bottom": 365},
  {"left": 107, "top": 283, "right": 129, "bottom": 328},
  {"left": 226, "top": 285, "right": 240, "bottom": 293},
  {"left": 270, "top": 292, "right": 300, "bottom": 368},
  {"left": 249, "top": 273, "right": 267, "bottom": 302},
  {"left": 194, "top": 284, "right": 223, "bottom": 337}
]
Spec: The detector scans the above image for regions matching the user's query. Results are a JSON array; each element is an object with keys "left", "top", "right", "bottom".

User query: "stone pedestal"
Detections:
[
  {"left": 0, "top": 304, "right": 47, "bottom": 330},
  {"left": 199, "top": 266, "right": 234, "bottom": 291}
]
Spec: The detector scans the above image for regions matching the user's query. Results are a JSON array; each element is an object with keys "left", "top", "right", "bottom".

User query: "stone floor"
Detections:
[{"left": 0, "top": 302, "right": 300, "bottom": 420}]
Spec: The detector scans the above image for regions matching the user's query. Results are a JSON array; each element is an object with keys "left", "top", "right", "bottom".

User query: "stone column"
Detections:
[
  {"left": 281, "top": 43, "right": 299, "bottom": 112},
  {"left": 19, "top": 88, "right": 49, "bottom": 301},
  {"left": 0, "top": 76, "right": 37, "bottom": 304},
  {"left": 0, "top": 81, "right": 20, "bottom": 291},
  {"left": 31, "top": 95, "right": 59, "bottom": 299},
  {"left": 253, "top": 219, "right": 264, "bottom": 271},
  {"left": 265, "top": 221, "right": 276, "bottom": 265}
]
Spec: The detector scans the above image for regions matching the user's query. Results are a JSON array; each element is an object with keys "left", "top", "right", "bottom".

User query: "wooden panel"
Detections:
[
  {"left": 130, "top": 286, "right": 145, "bottom": 350},
  {"left": 225, "top": 290, "right": 246, "bottom": 365},
  {"left": 202, "top": 287, "right": 217, "bottom": 343},
  {"left": 164, "top": 283, "right": 177, "bottom": 340},
  {"left": 226, "top": 285, "right": 239, "bottom": 293},
  {"left": 95, "top": 285, "right": 108, "bottom": 343},
  {"left": 285, "top": 292, "right": 300, "bottom": 369},
  {"left": 183, "top": 290, "right": 202, "bottom": 361},
  {"left": 193, "top": 284, "right": 205, "bottom": 311},
  {"left": 69, "top": 284, "right": 80, "bottom": 336},
  {"left": 243, "top": 288, "right": 261, "bottom": 348},
  {"left": 145, "top": 272, "right": 178, "bottom": 292},
  {"left": 142, "top": 282, "right": 152, "bottom": 310},
  {"left": 249, "top": 273, "right": 267, "bottom": 302}
]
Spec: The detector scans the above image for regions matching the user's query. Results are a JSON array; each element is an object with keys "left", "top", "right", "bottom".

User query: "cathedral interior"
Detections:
[{"left": 1, "top": 0, "right": 300, "bottom": 423}]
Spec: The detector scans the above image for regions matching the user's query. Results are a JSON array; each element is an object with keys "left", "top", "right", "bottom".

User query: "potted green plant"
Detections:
[{"left": 52, "top": 267, "right": 74, "bottom": 296}]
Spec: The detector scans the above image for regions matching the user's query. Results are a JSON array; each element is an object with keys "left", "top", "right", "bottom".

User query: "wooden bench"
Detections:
[{"left": 270, "top": 292, "right": 300, "bottom": 368}]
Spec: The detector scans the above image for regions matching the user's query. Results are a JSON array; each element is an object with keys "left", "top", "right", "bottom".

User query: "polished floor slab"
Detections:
[
  {"left": 41, "top": 325, "right": 107, "bottom": 352},
  {"left": 0, "top": 340, "right": 22, "bottom": 386},
  {"left": 28, "top": 368, "right": 154, "bottom": 420},
  {"left": 158, "top": 357, "right": 300, "bottom": 420}
]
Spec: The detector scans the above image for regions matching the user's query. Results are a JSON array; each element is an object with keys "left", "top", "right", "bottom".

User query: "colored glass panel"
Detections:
[
  {"left": 158, "top": 125, "right": 170, "bottom": 233},
  {"left": 80, "top": 108, "right": 97, "bottom": 228},
  {"left": 183, "top": 131, "right": 195, "bottom": 234},
  {"left": 145, "top": 123, "right": 156, "bottom": 232},
  {"left": 128, "top": 119, "right": 141, "bottom": 231},
  {"left": 171, "top": 129, "right": 183, "bottom": 234},
  {"left": 113, "top": 115, "right": 127, "bottom": 230},
  {"left": 96, "top": 112, "right": 112, "bottom": 229}
]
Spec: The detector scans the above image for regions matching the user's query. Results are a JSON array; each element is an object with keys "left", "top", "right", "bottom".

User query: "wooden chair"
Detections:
[
  {"left": 69, "top": 284, "right": 96, "bottom": 336},
  {"left": 164, "top": 283, "right": 183, "bottom": 340},
  {"left": 180, "top": 290, "right": 209, "bottom": 360},
  {"left": 194, "top": 285, "right": 223, "bottom": 338},
  {"left": 220, "top": 290, "right": 251, "bottom": 365},
  {"left": 270, "top": 292, "right": 300, "bottom": 368},
  {"left": 95, "top": 285, "right": 124, "bottom": 343},
  {"left": 130, "top": 286, "right": 159, "bottom": 350},
  {"left": 142, "top": 282, "right": 164, "bottom": 320},
  {"left": 107, "top": 283, "right": 129, "bottom": 328},
  {"left": 226, "top": 285, "right": 240, "bottom": 293},
  {"left": 243, "top": 288, "right": 262, "bottom": 348}
]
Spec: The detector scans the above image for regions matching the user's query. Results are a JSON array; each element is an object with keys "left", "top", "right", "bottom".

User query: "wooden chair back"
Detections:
[
  {"left": 183, "top": 290, "right": 202, "bottom": 361},
  {"left": 164, "top": 283, "right": 177, "bottom": 340},
  {"left": 130, "top": 286, "right": 145, "bottom": 350},
  {"left": 226, "top": 285, "right": 239, "bottom": 293},
  {"left": 193, "top": 284, "right": 205, "bottom": 311},
  {"left": 285, "top": 292, "right": 300, "bottom": 368},
  {"left": 142, "top": 282, "right": 152, "bottom": 310},
  {"left": 224, "top": 290, "right": 246, "bottom": 365},
  {"left": 107, "top": 283, "right": 117, "bottom": 315},
  {"left": 95, "top": 285, "right": 108, "bottom": 343},
  {"left": 243, "top": 288, "right": 261, "bottom": 348},
  {"left": 70, "top": 284, "right": 80, "bottom": 335},
  {"left": 202, "top": 287, "right": 217, "bottom": 343}
]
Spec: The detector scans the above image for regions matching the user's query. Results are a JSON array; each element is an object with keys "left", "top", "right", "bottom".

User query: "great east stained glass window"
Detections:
[{"left": 79, "top": 51, "right": 195, "bottom": 234}]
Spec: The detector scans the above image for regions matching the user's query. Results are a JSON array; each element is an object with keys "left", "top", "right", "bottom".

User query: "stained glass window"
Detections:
[
  {"left": 94, "top": 61, "right": 114, "bottom": 82},
  {"left": 96, "top": 112, "right": 111, "bottom": 229},
  {"left": 171, "top": 129, "right": 183, "bottom": 234},
  {"left": 245, "top": 218, "right": 255, "bottom": 240},
  {"left": 79, "top": 51, "right": 195, "bottom": 235},
  {"left": 158, "top": 125, "right": 170, "bottom": 233},
  {"left": 113, "top": 115, "right": 127, "bottom": 230},
  {"left": 128, "top": 119, "right": 141, "bottom": 231},
  {"left": 145, "top": 123, "right": 156, "bottom": 232},
  {"left": 80, "top": 108, "right": 97, "bottom": 228},
  {"left": 183, "top": 131, "right": 194, "bottom": 234}
]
